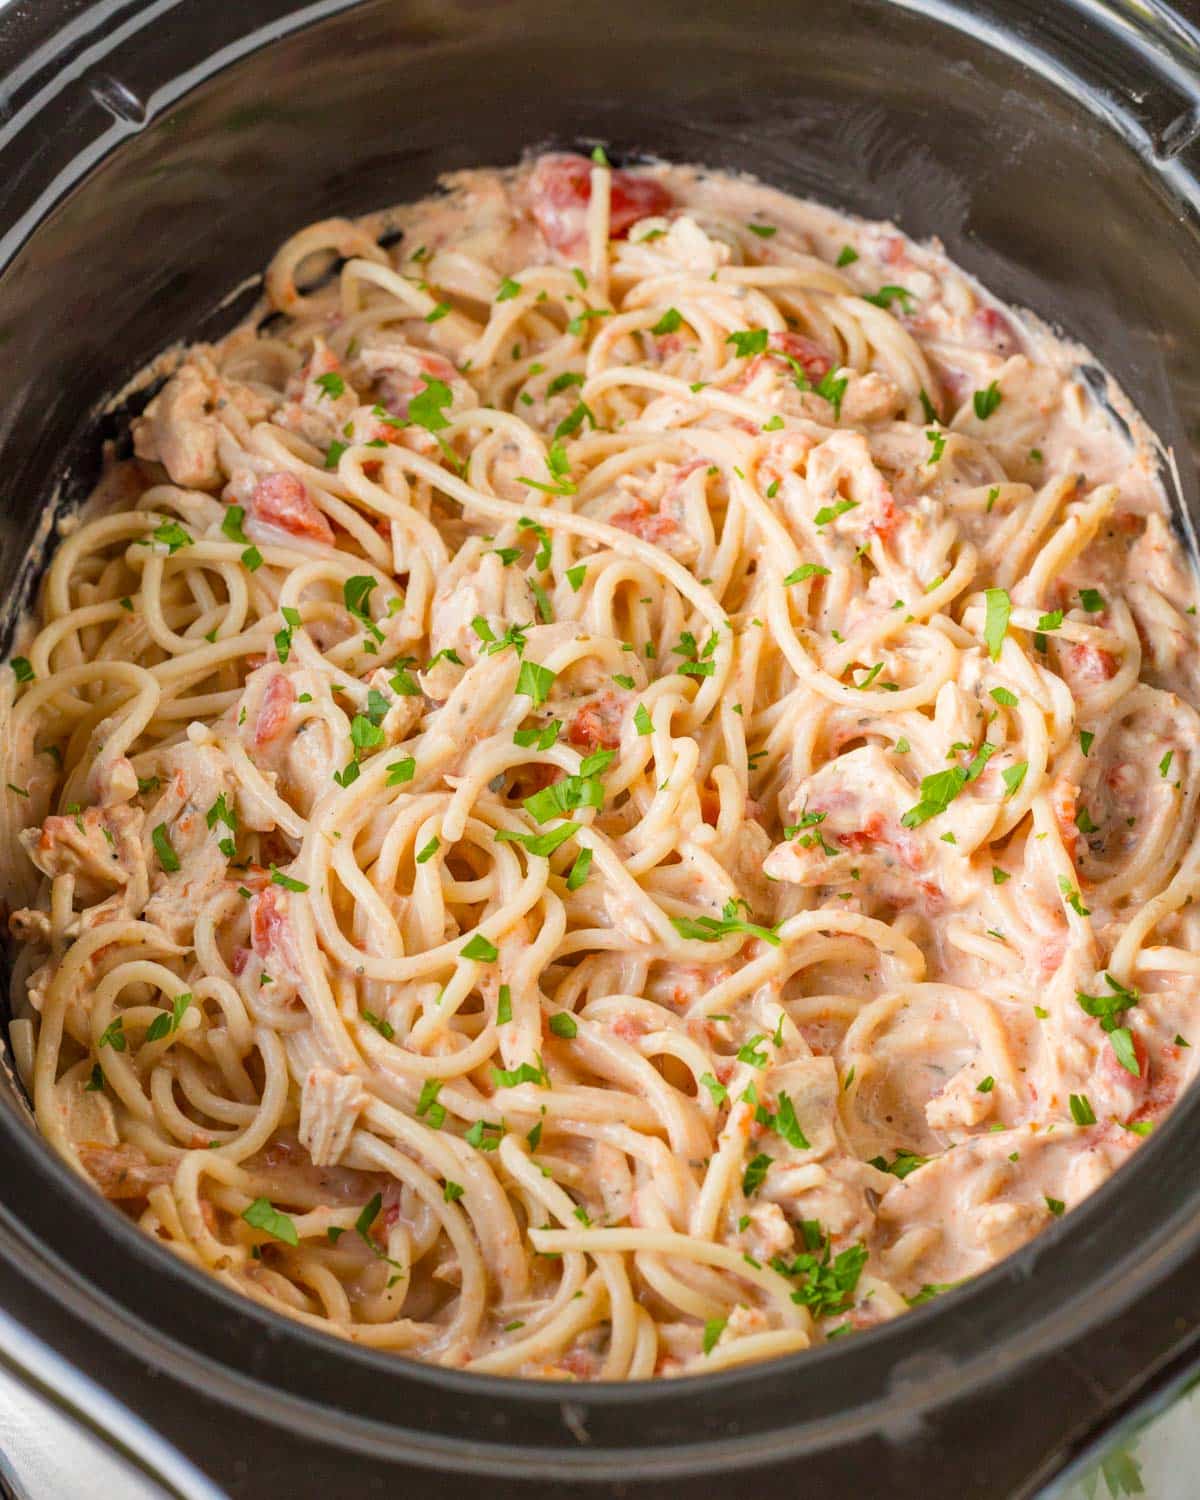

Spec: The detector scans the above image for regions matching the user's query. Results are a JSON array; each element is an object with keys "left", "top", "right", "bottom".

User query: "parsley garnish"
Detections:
[
  {"left": 1069, "top": 1093, "right": 1096, "bottom": 1126},
  {"left": 461, "top": 934, "right": 498, "bottom": 963},
  {"left": 670, "top": 898, "right": 781, "bottom": 947},
  {"left": 984, "top": 588, "right": 1011, "bottom": 661},
  {"left": 869, "top": 1149, "right": 929, "bottom": 1179},
  {"left": 145, "top": 992, "right": 192, "bottom": 1043},
  {"left": 152, "top": 823, "right": 180, "bottom": 872},
  {"left": 742, "top": 1152, "right": 772, "bottom": 1195},
  {"left": 725, "top": 328, "right": 769, "bottom": 357},
  {"left": 863, "top": 285, "right": 914, "bottom": 312},
  {"left": 242, "top": 1197, "right": 299, "bottom": 1246}
]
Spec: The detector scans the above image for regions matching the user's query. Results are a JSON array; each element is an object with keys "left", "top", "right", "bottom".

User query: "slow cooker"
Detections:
[{"left": 2, "top": 1, "right": 1200, "bottom": 1494}]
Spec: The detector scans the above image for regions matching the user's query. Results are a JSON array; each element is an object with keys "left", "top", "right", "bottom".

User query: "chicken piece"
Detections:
[
  {"left": 793, "top": 429, "right": 895, "bottom": 538},
  {"left": 951, "top": 354, "right": 1063, "bottom": 482},
  {"left": 763, "top": 1156, "right": 878, "bottom": 1243},
  {"left": 247, "top": 471, "right": 334, "bottom": 547},
  {"left": 427, "top": 549, "right": 530, "bottom": 669},
  {"left": 298, "top": 1067, "right": 367, "bottom": 1167},
  {"left": 21, "top": 803, "right": 146, "bottom": 910},
  {"left": 566, "top": 690, "right": 627, "bottom": 750},
  {"left": 274, "top": 338, "right": 358, "bottom": 449},
  {"left": 764, "top": 745, "right": 931, "bottom": 895},
  {"left": 237, "top": 666, "right": 341, "bottom": 818},
  {"left": 355, "top": 337, "right": 465, "bottom": 422},
  {"left": 606, "top": 460, "right": 702, "bottom": 564},
  {"left": 838, "top": 371, "right": 905, "bottom": 426},
  {"left": 763, "top": 1056, "right": 840, "bottom": 1160},
  {"left": 77, "top": 1142, "right": 177, "bottom": 1200},
  {"left": 143, "top": 743, "right": 238, "bottom": 939},
  {"left": 133, "top": 353, "right": 272, "bottom": 491}
]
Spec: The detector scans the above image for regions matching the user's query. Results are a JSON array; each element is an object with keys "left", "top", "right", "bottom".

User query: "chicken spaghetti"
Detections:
[{"left": 3, "top": 152, "right": 1199, "bottom": 1378}]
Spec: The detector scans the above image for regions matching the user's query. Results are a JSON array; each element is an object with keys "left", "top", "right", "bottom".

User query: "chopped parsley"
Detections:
[
  {"left": 461, "top": 933, "right": 499, "bottom": 963},
  {"left": 152, "top": 823, "right": 180, "bottom": 872},
  {"left": 670, "top": 897, "right": 781, "bottom": 948},
  {"left": 984, "top": 588, "right": 1011, "bottom": 661},
  {"left": 242, "top": 1197, "right": 299, "bottom": 1246},
  {"left": 973, "top": 381, "right": 1002, "bottom": 419}
]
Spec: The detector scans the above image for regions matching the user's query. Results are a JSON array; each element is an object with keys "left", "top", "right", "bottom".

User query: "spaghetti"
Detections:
[{"left": 3, "top": 152, "right": 1199, "bottom": 1378}]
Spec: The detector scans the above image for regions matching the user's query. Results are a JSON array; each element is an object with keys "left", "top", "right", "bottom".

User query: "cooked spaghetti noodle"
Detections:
[{"left": 4, "top": 153, "right": 1199, "bottom": 1378}]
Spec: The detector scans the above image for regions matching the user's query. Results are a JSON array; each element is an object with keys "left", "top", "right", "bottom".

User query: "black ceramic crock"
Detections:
[{"left": 2, "top": 2, "right": 1200, "bottom": 1495}]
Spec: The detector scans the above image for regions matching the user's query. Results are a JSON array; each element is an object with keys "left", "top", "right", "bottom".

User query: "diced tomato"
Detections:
[
  {"left": 768, "top": 330, "right": 831, "bottom": 382},
  {"left": 871, "top": 490, "right": 899, "bottom": 539},
  {"left": 250, "top": 471, "right": 334, "bottom": 545},
  {"left": 1050, "top": 779, "right": 1078, "bottom": 843},
  {"left": 523, "top": 763, "right": 563, "bottom": 793},
  {"left": 1129, "top": 1050, "right": 1177, "bottom": 1125},
  {"left": 612, "top": 1015, "right": 648, "bottom": 1044},
  {"left": 880, "top": 234, "right": 909, "bottom": 268},
  {"left": 1066, "top": 643, "right": 1119, "bottom": 683},
  {"left": 529, "top": 154, "right": 673, "bottom": 253},
  {"left": 254, "top": 674, "right": 295, "bottom": 747},
  {"left": 566, "top": 691, "right": 624, "bottom": 750},
  {"left": 250, "top": 886, "right": 299, "bottom": 975},
  {"left": 419, "top": 351, "right": 457, "bottom": 380},
  {"left": 557, "top": 1347, "right": 601, "bottom": 1379},
  {"left": 914, "top": 879, "right": 945, "bottom": 914},
  {"left": 611, "top": 497, "right": 677, "bottom": 544},
  {"left": 837, "top": 813, "right": 887, "bottom": 853},
  {"left": 974, "top": 306, "right": 1019, "bottom": 355},
  {"left": 308, "top": 345, "right": 341, "bottom": 379},
  {"left": 1039, "top": 928, "right": 1067, "bottom": 978}
]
